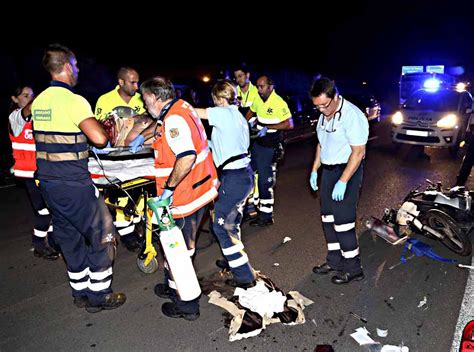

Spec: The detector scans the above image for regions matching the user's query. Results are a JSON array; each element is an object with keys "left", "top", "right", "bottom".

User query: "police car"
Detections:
[{"left": 391, "top": 87, "right": 473, "bottom": 155}]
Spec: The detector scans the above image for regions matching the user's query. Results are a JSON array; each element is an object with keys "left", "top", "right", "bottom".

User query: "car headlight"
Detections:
[
  {"left": 436, "top": 114, "right": 457, "bottom": 128},
  {"left": 392, "top": 111, "right": 404, "bottom": 125}
]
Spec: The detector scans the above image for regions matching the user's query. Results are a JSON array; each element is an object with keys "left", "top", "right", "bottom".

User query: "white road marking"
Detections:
[{"left": 451, "top": 255, "right": 474, "bottom": 351}]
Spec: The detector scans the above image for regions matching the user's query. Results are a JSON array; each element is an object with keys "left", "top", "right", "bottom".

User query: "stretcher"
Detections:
[{"left": 89, "top": 147, "right": 160, "bottom": 273}]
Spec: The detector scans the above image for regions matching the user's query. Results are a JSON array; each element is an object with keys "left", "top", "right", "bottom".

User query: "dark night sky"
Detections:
[{"left": 2, "top": 1, "right": 474, "bottom": 109}]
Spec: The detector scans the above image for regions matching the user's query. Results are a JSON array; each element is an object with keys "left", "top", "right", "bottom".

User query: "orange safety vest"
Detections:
[
  {"left": 152, "top": 99, "right": 218, "bottom": 218},
  {"left": 9, "top": 120, "right": 36, "bottom": 178}
]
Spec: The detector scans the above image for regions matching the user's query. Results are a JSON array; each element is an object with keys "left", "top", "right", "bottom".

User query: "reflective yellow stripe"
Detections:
[
  {"left": 37, "top": 151, "right": 89, "bottom": 161},
  {"left": 35, "top": 134, "right": 87, "bottom": 144}
]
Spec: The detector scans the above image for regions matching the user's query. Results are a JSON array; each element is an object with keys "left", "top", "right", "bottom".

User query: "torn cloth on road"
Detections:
[{"left": 208, "top": 274, "right": 313, "bottom": 342}]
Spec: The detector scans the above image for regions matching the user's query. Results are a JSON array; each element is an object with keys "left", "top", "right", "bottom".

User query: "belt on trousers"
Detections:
[{"left": 321, "top": 163, "right": 347, "bottom": 170}]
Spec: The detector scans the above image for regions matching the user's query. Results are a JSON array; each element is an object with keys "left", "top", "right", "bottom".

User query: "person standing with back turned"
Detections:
[
  {"left": 194, "top": 79, "right": 257, "bottom": 288},
  {"left": 32, "top": 44, "right": 126, "bottom": 312},
  {"left": 309, "top": 76, "right": 368, "bottom": 284}
]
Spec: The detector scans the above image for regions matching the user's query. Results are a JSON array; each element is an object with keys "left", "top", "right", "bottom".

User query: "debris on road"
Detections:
[
  {"left": 207, "top": 273, "right": 313, "bottom": 341},
  {"left": 377, "top": 327, "right": 388, "bottom": 337},
  {"left": 350, "top": 326, "right": 376, "bottom": 345},
  {"left": 350, "top": 311, "right": 368, "bottom": 324},
  {"left": 417, "top": 296, "right": 427, "bottom": 309}
]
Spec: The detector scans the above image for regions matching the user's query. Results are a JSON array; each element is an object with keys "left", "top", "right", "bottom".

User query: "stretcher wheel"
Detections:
[{"left": 136, "top": 257, "right": 159, "bottom": 274}]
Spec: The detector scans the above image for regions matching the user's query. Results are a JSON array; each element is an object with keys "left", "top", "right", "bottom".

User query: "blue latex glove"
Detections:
[
  {"left": 129, "top": 134, "right": 145, "bottom": 153},
  {"left": 92, "top": 141, "right": 111, "bottom": 155},
  {"left": 257, "top": 126, "right": 268, "bottom": 137},
  {"left": 332, "top": 180, "right": 347, "bottom": 201},
  {"left": 309, "top": 171, "right": 318, "bottom": 191},
  {"left": 159, "top": 189, "right": 174, "bottom": 205}
]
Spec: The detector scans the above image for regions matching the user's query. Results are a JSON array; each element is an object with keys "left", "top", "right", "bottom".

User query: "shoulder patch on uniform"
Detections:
[{"left": 169, "top": 128, "right": 179, "bottom": 138}]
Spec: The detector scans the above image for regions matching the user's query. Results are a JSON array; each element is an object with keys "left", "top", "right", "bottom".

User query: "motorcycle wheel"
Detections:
[{"left": 423, "top": 209, "right": 472, "bottom": 256}]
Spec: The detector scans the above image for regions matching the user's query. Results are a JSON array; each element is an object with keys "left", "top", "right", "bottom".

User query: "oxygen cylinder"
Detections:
[{"left": 147, "top": 197, "right": 201, "bottom": 301}]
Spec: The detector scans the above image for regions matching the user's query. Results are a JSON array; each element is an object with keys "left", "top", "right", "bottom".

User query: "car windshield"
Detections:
[{"left": 403, "top": 90, "right": 460, "bottom": 111}]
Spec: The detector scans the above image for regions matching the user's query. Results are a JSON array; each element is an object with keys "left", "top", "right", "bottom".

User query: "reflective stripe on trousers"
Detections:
[{"left": 319, "top": 163, "right": 364, "bottom": 275}]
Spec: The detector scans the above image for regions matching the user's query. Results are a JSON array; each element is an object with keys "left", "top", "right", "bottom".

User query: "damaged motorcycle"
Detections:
[{"left": 366, "top": 179, "right": 473, "bottom": 256}]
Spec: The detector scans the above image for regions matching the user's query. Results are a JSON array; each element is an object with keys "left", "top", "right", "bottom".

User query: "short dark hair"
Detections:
[
  {"left": 310, "top": 76, "right": 338, "bottom": 99},
  {"left": 42, "top": 43, "right": 74, "bottom": 74},
  {"left": 140, "top": 76, "right": 176, "bottom": 101},
  {"left": 233, "top": 63, "right": 250, "bottom": 74},
  {"left": 117, "top": 67, "right": 137, "bottom": 81}
]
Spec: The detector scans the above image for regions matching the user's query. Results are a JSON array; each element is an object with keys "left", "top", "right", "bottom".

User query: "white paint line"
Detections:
[{"left": 451, "top": 255, "right": 474, "bottom": 351}]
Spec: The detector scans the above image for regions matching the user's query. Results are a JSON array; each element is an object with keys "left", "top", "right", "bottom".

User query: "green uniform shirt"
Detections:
[
  {"left": 250, "top": 90, "right": 291, "bottom": 125},
  {"left": 95, "top": 85, "right": 146, "bottom": 120},
  {"left": 32, "top": 82, "right": 93, "bottom": 182},
  {"left": 237, "top": 82, "right": 261, "bottom": 108}
]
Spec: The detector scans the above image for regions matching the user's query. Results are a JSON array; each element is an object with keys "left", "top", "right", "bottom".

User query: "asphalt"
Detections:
[{"left": 0, "top": 117, "right": 472, "bottom": 351}]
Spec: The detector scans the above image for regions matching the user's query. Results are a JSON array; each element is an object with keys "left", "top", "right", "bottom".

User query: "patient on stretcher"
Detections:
[{"left": 100, "top": 106, "right": 154, "bottom": 147}]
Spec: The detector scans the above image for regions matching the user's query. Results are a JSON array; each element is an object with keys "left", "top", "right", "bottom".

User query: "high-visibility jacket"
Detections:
[
  {"left": 9, "top": 120, "right": 36, "bottom": 178},
  {"left": 152, "top": 99, "right": 218, "bottom": 218},
  {"left": 32, "top": 82, "right": 92, "bottom": 183}
]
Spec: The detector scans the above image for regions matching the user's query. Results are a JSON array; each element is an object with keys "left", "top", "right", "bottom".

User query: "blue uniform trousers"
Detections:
[
  {"left": 40, "top": 180, "right": 116, "bottom": 305},
  {"left": 213, "top": 166, "right": 256, "bottom": 284},
  {"left": 320, "top": 163, "right": 364, "bottom": 275},
  {"left": 250, "top": 143, "right": 276, "bottom": 221},
  {"left": 24, "top": 178, "right": 53, "bottom": 249}
]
